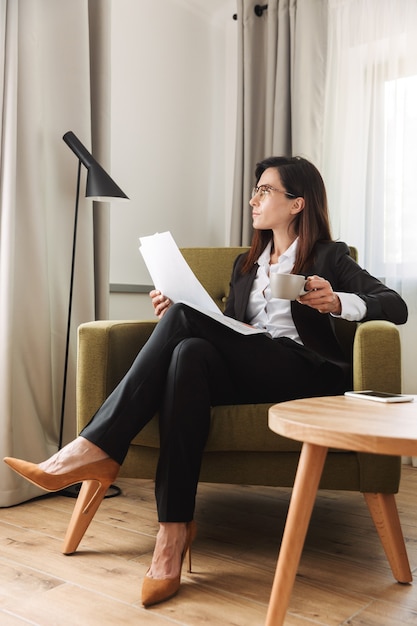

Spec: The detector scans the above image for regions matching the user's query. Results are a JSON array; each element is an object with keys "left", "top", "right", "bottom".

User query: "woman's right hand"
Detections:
[{"left": 150, "top": 289, "right": 172, "bottom": 319}]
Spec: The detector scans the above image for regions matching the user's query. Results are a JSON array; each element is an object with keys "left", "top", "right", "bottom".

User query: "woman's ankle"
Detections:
[
  {"left": 38, "top": 437, "right": 108, "bottom": 474},
  {"left": 147, "top": 522, "right": 187, "bottom": 579}
]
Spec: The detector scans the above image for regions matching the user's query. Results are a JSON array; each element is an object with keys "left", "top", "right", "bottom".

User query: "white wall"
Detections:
[{"left": 109, "top": 0, "right": 236, "bottom": 319}]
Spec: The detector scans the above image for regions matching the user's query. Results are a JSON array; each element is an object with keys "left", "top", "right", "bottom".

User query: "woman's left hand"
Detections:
[
  {"left": 150, "top": 289, "right": 172, "bottom": 319},
  {"left": 298, "top": 275, "right": 341, "bottom": 315}
]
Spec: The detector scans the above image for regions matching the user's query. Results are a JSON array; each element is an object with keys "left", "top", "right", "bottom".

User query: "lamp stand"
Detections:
[{"left": 59, "top": 160, "right": 82, "bottom": 450}]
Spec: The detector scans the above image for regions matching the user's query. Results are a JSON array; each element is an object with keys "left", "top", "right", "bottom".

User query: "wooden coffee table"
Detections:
[{"left": 266, "top": 395, "right": 417, "bottom": 626}]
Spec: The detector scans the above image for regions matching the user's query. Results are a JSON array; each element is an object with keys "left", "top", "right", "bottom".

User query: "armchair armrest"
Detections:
[
  {"left": 76, "top": 320, "right": 157, "bottom": 433},
  {"left": 353, "top": 320, "right": 401, "bottom": 393}
]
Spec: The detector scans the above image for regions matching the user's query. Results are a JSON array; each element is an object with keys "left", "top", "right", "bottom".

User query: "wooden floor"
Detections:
[{"left": 0, "top": 466, "right": 416, "bottom": 626}]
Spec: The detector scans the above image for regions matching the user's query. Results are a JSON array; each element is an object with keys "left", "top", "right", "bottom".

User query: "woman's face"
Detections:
[{"left": 250, "top": 167, "right": 302, "bottom": 232}]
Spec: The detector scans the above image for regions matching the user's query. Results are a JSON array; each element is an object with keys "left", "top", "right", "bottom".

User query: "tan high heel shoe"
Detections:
[
  {"left": 3, "top": 456, "right": 120, "bottom": 554},
  {"left": 141, "top": 520, "right": 197, "bottom": 608}
]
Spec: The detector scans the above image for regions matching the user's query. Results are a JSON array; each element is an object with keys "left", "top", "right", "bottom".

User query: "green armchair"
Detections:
[{"left": 76, "top": 247, "right": 402, "bottom": 494}]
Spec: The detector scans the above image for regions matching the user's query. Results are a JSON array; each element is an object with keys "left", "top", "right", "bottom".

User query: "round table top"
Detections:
[{"left": 268, "top": 395, "right": 417, "bottom": 456}]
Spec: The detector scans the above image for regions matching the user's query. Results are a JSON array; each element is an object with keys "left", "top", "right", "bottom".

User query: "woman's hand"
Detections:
[
  {"left": 150, "top": 289, "right": 172, "bottom": 319},
  {"left": 298, "top": 275, "right": 341, "bottom": 315}
]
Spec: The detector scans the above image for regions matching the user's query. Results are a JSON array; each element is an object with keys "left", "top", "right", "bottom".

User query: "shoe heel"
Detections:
[
  {"left": 185, "top": 521, "right": 197, "bottom": 573},
  {"left": 186, "top": 545, "right": 192, "bottom": 573},
  {"left": 62, "top": 479, "right": 110, "bottom": 555}
]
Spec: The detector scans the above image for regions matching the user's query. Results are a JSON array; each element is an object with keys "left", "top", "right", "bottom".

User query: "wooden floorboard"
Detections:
[{"left": 0, "top": 467, "right": 416, "bottom": 625}]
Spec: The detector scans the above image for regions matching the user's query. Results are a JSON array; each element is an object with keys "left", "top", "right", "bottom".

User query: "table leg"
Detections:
[
  {"left": 265, "top": 443, "right": 328, "bottom": 626},
  {"left": 363, "top": 492, "right": 412, "bottom": 583}
]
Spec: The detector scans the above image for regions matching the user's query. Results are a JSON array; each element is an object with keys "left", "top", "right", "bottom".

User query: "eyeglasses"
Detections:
[{"left": 251, "top": 184, "right": 296, "bottom": 200}]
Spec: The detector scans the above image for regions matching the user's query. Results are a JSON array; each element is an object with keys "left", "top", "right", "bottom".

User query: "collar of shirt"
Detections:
[{"left": 257, "top": 238, "right": 298, "bottom": 275}]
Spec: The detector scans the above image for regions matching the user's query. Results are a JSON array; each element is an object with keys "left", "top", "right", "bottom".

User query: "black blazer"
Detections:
[{"left": 224, "top": 241, "right": 408, "bottom": 367}]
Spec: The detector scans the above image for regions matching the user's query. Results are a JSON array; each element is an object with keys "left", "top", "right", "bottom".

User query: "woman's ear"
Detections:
[{"left": 291, "top": 197, "right": 305, "bottom": 214}]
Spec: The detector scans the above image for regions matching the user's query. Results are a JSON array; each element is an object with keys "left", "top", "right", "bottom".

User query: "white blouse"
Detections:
[{"left": 246, "top": 240, "right": 366, "bottom": 343}]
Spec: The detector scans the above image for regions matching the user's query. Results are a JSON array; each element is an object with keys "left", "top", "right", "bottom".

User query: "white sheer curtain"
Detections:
[
  {"left": 0, "top": 0, "right": 110, "bottom": 506},
  {"left": 323, "top": 0, "right": 417, "bottom": 283}
]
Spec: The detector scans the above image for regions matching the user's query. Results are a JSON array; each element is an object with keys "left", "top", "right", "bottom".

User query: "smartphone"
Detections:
[{"left": 344, "top": 390, "right": 414, "bottom": 403}]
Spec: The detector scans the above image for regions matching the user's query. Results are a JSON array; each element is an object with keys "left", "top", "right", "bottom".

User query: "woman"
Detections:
[{"left": 4, "top": 156, "right": 408, "bottom": 607}]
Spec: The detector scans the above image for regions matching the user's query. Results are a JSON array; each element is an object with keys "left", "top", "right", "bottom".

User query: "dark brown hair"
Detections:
[{"left": 241, "top": 156, "right": 333, "bottom": 274}]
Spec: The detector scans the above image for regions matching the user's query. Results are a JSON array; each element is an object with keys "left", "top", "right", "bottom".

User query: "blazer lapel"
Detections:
[{"left": 232, "top": 263, "right": 258, "bottom": 321}]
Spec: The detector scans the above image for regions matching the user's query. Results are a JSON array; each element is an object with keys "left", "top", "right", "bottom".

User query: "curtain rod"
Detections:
[{"left": 233, "top": 4, "right": 268, "bottom": 20}]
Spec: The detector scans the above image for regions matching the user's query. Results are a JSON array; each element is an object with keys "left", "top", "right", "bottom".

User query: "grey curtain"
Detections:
[
  {"left": 89, "top": 0, "right": 111, "bottom": 321},
  {"left": 231, "top": 0, "right": 328, "bottom": 245},
  {"left": 0, "top": 0, "right": 111, "bottom": 506}
]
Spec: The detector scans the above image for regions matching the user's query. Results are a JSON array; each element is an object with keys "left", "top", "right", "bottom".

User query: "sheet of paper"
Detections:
[
  {"left": 139, "top": 231, "right": 220, "bottom": 313},
  {"left": 180, "top": 301, "right": 268, "bottom": 336},
  {"left": 139, "top": 231, "right": 266, "bottom": 336}
]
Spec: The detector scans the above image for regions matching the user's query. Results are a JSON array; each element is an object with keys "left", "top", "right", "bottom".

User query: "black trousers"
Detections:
[{"left": 81, "top": 303, "right": 346, "bottom": 522}]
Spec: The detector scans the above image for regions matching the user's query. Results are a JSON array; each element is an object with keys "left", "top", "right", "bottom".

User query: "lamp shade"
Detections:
[
  {"left": 63, "top": 131, "right": 128, "bottom": 202},
  {"left": 86, "top": 162, "right": 128, "bottom": 201}
]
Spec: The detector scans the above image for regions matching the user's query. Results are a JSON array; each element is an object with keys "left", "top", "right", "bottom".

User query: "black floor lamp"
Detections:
[{"left": 60, "top": 131, "right": 128, "bottom": 453}]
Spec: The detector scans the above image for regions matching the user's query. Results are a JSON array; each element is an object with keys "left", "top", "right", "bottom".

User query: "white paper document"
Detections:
[{"left": 139, "top": 231, "right": 266, "bottom": 335}]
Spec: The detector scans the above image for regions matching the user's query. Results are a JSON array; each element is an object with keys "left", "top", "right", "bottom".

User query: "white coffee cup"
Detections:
[{"left": 270, "top": 273, "right": 307, "bottom": 300}]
